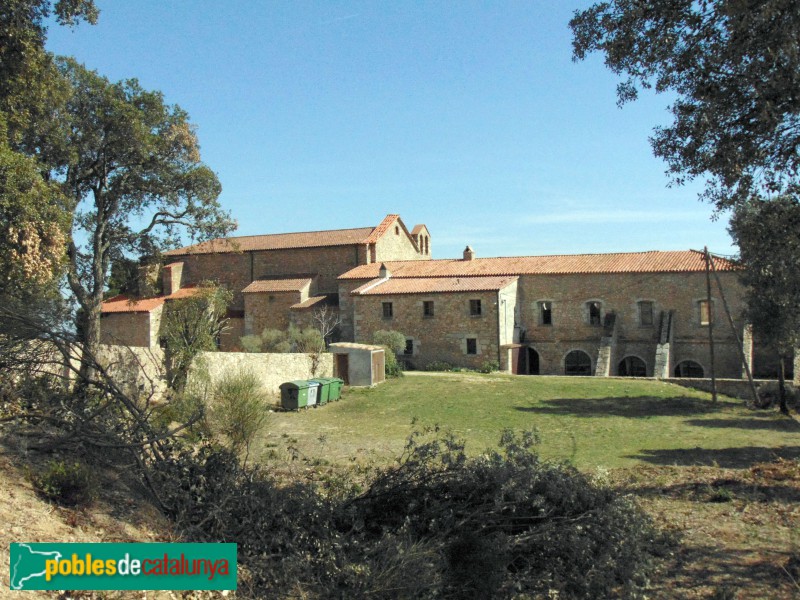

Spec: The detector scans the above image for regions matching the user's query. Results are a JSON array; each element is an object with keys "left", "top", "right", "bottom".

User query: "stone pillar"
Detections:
[
  {"left": 162, "top": 262, "right": 184, "bottom": 296},
  {"left": 794, "top": 349, "right": 800, "bottom": 386}
]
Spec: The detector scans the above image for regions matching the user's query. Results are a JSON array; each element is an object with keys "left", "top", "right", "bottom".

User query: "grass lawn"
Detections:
[{"left": 264, "top": 371, "right": 800, "bottom": 470}]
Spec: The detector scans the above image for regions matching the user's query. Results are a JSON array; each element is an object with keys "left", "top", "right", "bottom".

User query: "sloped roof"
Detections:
[
  {"left": 363, "top": 214, "right": 400, "bottom": 244},
  {"left": 351, "top": 276, "right": 518, "bottom": 296},
  {"left": 339, "top": 250, "right": 736, "bottom": 280},
  {"left": 164, "top": 227, "right": 375, "bottom": 256},
  {"left": 242, "top": 278, "right": 312, "bottom": 293},
  {"left": 291, "top": 294, "right": 338, "bottom": 310},
  {"left": 101, "top": 285, "right": 200, "bottom": 314},
  {"left": 411, "top": 224, "right": 429, "bottom": 236}
]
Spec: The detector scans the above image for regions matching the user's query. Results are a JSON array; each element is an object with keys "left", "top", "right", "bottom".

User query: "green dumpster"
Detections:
[
  {"left": 280, "top": 380, "right": 314, "bottom": 410},
  {"left": 328, "top": 378, "right": 344, "bottom": 401},
  {"left": 310, "top": 378, "right": 331, "bottom": 405}
]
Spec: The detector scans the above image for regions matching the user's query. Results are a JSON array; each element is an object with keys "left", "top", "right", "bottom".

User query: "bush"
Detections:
[
  {"left": 209, "top": 369, "right": 270, "bottom": 464},
  {"left": 152, "top": 429, "right": 666, "bottom": 599},
  {"left": 384, "top": 350, "right": 404, "bottom": 378},
  {"left": 31, "top": 460, "right": 96, "bottom": 507},
  {"left": 239, "top": 334, "right": 263, "bottom": 353},
  {"left": 373, "top": 330, "right": 407, "bottom": 355},
  {"left": 425, "top": 360, "right": 453, "bottom": 372},
  {"left": 479, "top": 360, "right": 499, "bottom": 373}
]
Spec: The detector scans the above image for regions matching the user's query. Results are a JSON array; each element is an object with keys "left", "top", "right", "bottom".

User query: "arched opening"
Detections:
[
  {"left": 565, "top": 350, "right": 592, "bottom": 376},
  {"left": 674, "top": 360, "right": 704, "bottom": 378},
  {"left": 527, "top": 348, "right": 540, "bottom": 375},
  {"left": 618, "top": 356, "right": 647, "bottom": 377}
]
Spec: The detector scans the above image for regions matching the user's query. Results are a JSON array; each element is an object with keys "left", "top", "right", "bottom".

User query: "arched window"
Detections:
[
  {"left": 588, "top": 301, "right": 602, "bottom": 326},
  {"left": 565, "top": 350, "right": 592, "bottom": 376},
  {"left": 674, "top": 360, "right": 704, "bottom": 378},
  {"left": 618, "top": 356, "right": 647, "bottom": 377}
]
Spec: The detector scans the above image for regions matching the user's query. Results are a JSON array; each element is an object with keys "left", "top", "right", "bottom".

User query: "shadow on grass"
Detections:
[
  {"left": 684, "top": 417, "right": 800, "bottom": 432},
  {"left": 628, "top": 446, "right": 800, "bottom": 469},
  {"left": 515, "top": 396, "right": 727, "bottom": 418}
]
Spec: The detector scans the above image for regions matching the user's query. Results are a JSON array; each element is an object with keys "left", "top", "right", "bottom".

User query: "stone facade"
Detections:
[
  {"left": 100, "top": 215, "right": 793, "bottom": 382},
  {"left": 100, "top": 306, "right": 163, "bottom": 348}
]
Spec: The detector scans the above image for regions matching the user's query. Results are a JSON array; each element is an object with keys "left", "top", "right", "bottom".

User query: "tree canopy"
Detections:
[
  {"left": 571, "top": 0, "right": 800, "bottom": 210},
  {"left": 54, "top": 59, "right": 235, "bottom": 372}
]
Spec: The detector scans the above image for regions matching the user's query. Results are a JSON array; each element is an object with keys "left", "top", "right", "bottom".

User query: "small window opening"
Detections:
[
  {"left": 423, "top": 301, "right": 434, "bottom": 317},
  {"left": 699, "top": 300, "right": 713, "bottom": 325},
  {"left": 382, "top": 302, "right": 393, "bottom": 318},
  {"left": 470, "top": 299, "right": 482, "bottom": 316},
  {"left": 588, "top": 302, "right": 602, "bottom": 326},
  {"left": 466, "top": 338, "right": 478, "bottom": 355},
  {"left": 404, "top": 339, "right": 414, "bottom": 355},
  {"left": 638, "top": 301, "right": 654, "bottom": 327},
  {"left": 540, "top": 301, "right": 552, "bottom": 326}
]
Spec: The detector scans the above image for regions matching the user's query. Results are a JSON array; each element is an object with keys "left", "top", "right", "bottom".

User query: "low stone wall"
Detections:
[
  {"left": 190, "top": 351, "right": 334, "bottom": 399},
  {"left": 96, "top": 345, "right": 167, "bottom": 404},
  {"left": 668, "top": 377, "right": 778, "bottom": 400}
]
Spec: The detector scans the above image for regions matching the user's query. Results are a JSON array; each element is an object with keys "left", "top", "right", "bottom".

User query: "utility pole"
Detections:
[
  {"left": 708, "top": 253, "right": 760, "bottom": 407},
  {"left": 704, "top": 247, "right": 717, "bottom": 403}
]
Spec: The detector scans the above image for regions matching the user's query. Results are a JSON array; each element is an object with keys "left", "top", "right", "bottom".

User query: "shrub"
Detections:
[
  {"left": 239, "top": 334, "right": 263, "bottom": 353},
  {"left": 384, "top": 350, "right": 404, "bottom": 378},
  {"left": 425, "top": 360, "right": 453, "bottom": 372},
  {"left": 152, "top": 428, "right": 666, "bottom": 599},
  {"left": 373, "top": 330, "right": 406, "bottom": 355},
  {"left": 209, "top": 369, "right": 270, "bottom": 465},
  {"left": 31, "top": 460, "right": 96, "bottom": 507},
  {"left": 479, "top": 360, "right": 499, "bottom": 373},
  {"left": 261, "top": 328, "right": 291, "bottom": 353}
]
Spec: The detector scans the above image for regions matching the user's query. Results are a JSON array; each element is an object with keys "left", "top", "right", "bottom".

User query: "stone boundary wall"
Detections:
[
  {"left": 190, "top": 351, "right": 334, "bottom": 399},
  {"left": 94, "top": 345, "right": 333, "bottom": 402},
  {"left": 667, "top": 377, "right": 785, "bottom": 400}
]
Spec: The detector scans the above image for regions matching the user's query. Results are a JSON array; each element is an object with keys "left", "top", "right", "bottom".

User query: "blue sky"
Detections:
[{"left": 45, "top": 1, "right": 736, "bottom": 259}]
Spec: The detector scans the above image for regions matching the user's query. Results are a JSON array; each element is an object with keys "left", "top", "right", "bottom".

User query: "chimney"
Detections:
[
  {"left": 463, "top": 246, "right": 475, "bottom": 261},
  {"left": 162, "top": 262, "right": 184, "bottom": 296},
  {"left": 379, "top": 263, "right": 391, "bottom": 279}
]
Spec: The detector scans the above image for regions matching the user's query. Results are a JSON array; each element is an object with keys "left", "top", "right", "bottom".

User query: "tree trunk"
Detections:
[
  {"left": 778, "top": 355, "right": 789, "bottom": 415},
  {"left": 76, "top": 303, "right": 101, "bottom": 386}
]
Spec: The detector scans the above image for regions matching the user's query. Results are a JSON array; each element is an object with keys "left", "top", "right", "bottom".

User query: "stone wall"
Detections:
[
  {"left": 244, "top": 290, "right": 302, "bottom": 336},
  {"left": 190, "top": 351, "right": 333, "bottom": 399},
  {"left": 100, "top": 307, "right": 162, "bottom": 348},
  {"left": 352, "top": 289, "right": 503, "bottom": 369},
  {"left": 96, "top": 344, "right": 167, "bottom": 403},
  {"left": 374, "top": 225, "right": 427, "bottom": 262},
  {"left": 518, "top": 271, "right": 747, "bottom": 378}
]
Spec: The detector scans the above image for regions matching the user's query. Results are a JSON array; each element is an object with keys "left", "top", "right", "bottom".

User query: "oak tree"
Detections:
[
  {"left": 571, "top": 0, "right": 800, "bottom": 210},
  {"left": 55, "top": 59, "right": 235, "bottom": 380}
]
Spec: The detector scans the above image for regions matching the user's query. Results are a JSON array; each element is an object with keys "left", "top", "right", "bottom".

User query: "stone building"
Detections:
[
  {"left": 339, "top": 247, "right": 752, "bottom": 378},
  {"left": 101, "top": 212, "right": 782, "bottom": 380}
]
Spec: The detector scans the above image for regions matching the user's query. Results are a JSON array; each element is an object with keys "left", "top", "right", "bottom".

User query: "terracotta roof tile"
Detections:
[
  {"left": 242, "top": 278, "right": 312, "bottom": 293},
  {"left": 339, "top": 250, "right": 736, "bottom": 280},
  {"left": 291, "top": 294, "right": 338, "bottom": 310},
  {"left": 101, "top": 285, "right": 200, "bottom": 314},
  {"left": 351, "top": 276, "right": 518, "bottom": 295},
  {"left": 165, "top": 226, "right": 375, "bottom": 256},
  {"left": 363, "top": 214, "right": 400, "bottom": 244},
  {"left": 411, "top": 224, "right": 428, "bottom": 235}
]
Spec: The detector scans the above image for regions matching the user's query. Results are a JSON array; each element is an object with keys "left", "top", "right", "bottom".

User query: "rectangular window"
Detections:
[
  {"left": 404, "top": 339, "right": 414, "bottom": 355},
  {"left": 423, "top": 300, "right": 434, "bottom": 317},
  {"left": 466, "top": 338, "right": 477, "bottom": 355},
  {"left": 539, "top": 301, "right": 552, "bottom": 326},
  {"left": 382, "top": 302, "right": 393, "bottom": 319},
  {"left": 588, "top": 301, "right": 602, "bottom": 326},
  {"left": 699, "top": 300, "right": 713, "bottom": 325},
  {"left": 638, "top": 301, "right": 654, "bottom": 327},
  {"left": 469, "top": 299, "right": 482, "bottom": 316}
]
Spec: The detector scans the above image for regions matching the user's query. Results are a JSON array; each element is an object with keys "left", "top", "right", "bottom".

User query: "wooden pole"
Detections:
[
  {"left": 708, "top": 252, "right": 760, "bottom": 407},
  {"left": 704, "top": 247, "right": 717, "bottom": 403}
]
